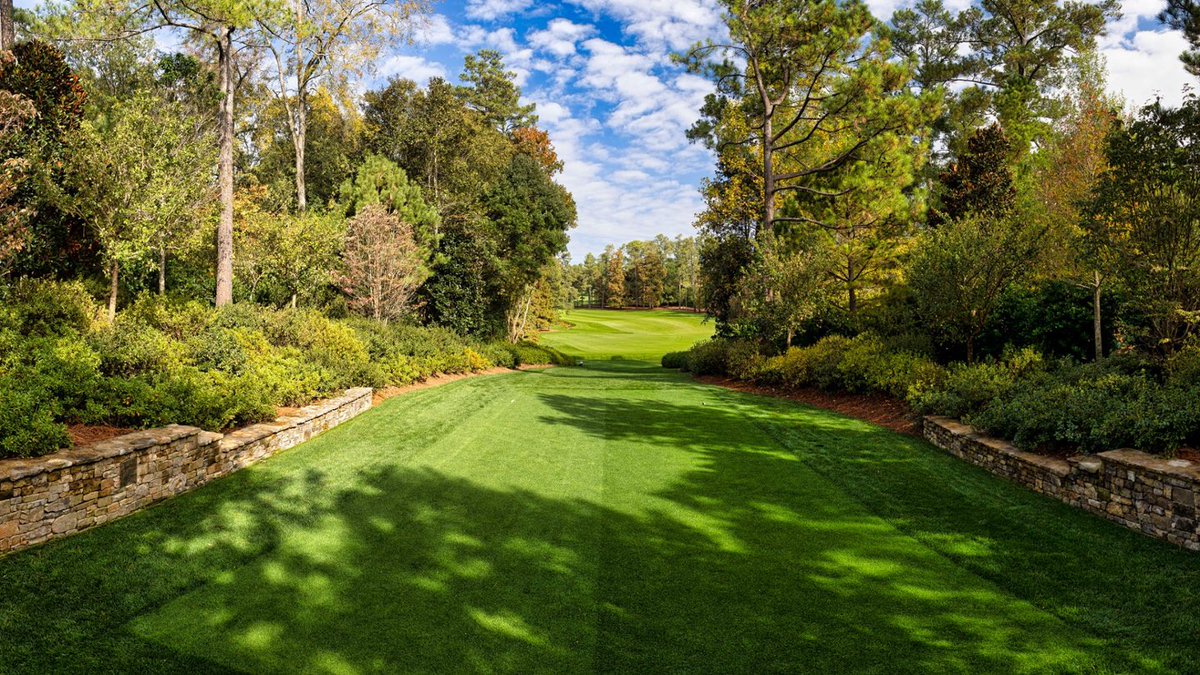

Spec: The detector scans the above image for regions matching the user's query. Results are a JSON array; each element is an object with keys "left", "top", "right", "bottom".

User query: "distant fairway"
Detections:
[{"left": 539, "top": 308, "right": 713, "bottom": 361}]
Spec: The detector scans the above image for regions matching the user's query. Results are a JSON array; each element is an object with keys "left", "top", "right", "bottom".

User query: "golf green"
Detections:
[{"left": 1, "top": 311, "right": 1198, "bottom": 673}]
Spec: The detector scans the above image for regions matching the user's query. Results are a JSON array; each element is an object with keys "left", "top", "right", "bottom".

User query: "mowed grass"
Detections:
[
  {"left": 539, "top": 308, "right": 713, "bottom": 360},
  {"left": 1, "top": 315, "right": 1199, "bottom": 672}
]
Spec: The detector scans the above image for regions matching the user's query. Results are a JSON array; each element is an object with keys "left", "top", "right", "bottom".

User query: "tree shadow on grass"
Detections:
[
  {"left": 126, "top": 463, "right": 1107, "bottom": 674},
  {"left": 0, "top": 373, "right": 1189, "bottom": 673},
  {"left": 536, "top": 383, "right": 1200, "bottom": 672}
]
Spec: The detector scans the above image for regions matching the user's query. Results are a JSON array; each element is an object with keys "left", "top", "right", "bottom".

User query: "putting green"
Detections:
[{"left": 0, "top": 313, "right": 1197, "bottom": 673}]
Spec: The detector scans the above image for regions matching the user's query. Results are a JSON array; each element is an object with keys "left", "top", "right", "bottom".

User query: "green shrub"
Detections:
[
  {"left": 122, "top": 295, "right": 213, "bottom": 340},
  {"left": 479, "top": 342, "right": 518, "bottom": 369},
  {"left": 968, "top": 366, "right": 1200, "bottom": 455},
  {"left": 725, "top": 340, "right": 763, "bottom": 380},
  {"left": 864, "top": 350, "right": 945, "bottom": 399},
  {"left": 803, "top": 335, "right": 855, "bottom": 390},
  {"left": 908, "top": 361, "right": 1019, "bottom": 418},
  {"left": 752, "top": 333, "right": 942, "bottom": 399},
  {"left": 0, "top": 382, "right": 69, "bottom": 457},
  {"left": 90, "top": 319, "right": 184, "bottom": 377},
  {"left": 661, "top": 351, "right": 688, "bottom": 369},
  {"left": 186, "top": 326, "right": 249, "bottom": 374},
  {"left": 687, "top": 339, "right": 732, "bottom": 376},
  {"left": 509, "top": 341, "right": 571, "bottom": 366},
  {"left": 1167, "top": 346, "right": 1200, "bottom": 389},
  {"left": 9, "top": 279, "right": 100, "bottom": 336},
  {"left": 0, "top": 298, "right": 541, "bottom": 458}
]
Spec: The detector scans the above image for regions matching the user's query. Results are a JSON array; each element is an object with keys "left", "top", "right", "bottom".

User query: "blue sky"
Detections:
[
  {"left": 381, "top": 0, "right": 1191, "bottom": 258},
  {"left": 16, "top": 0, "right": 1196, "bottom": 258}
]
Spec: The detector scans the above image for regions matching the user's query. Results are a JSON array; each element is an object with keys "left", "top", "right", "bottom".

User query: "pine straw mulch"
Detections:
[
  {"left": 695, "top": 376, "right": 921, "bottom": 437},
  {"left": 67, "top": 424, "right": 136, "bottom": 447}
]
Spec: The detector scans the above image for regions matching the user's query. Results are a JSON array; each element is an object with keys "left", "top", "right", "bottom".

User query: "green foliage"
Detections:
[
  {"left": 456, "top": 49, "right": 536, "bottom": 133},
  {"left": 971, "top": 368, "right": 1200, "bottom": 455},
  {"left": 91, "top": 317, "right": 185, "bottom": 376},
  {"left": 338, "top": 154, "right": 439, "bottom": 253},
  {"left": 752, "top": 333, "right": 943, "bottom": 399},
  {"left": 1084, "top": 96, "right": 1200, "bottom": 352},
  {"left": 483, "top": 340, "right": 573, "bottom": 368},
  {"left": 661, "top": 351, "right": 688, "bottom": 369},
  {"left": 0, "top": 285, "right": 512, "bottom": 458},
  {"left": 931, "top": 124, "right": 1015, "bottom": 225},
  {"left": 0, "top": 382, "right": 70, "bottom": 458},
  {"left": 909, "top": 214, "right": 1041, "bottom": 363},
  {"left": 0, "top": 40, "right": 87, "bottom": 142},
  {"left": 7, "top": 278, "right": 100, "bottom": 335},
  {"left": 686, "top": 339, "right": 736, "bottom": 376}
]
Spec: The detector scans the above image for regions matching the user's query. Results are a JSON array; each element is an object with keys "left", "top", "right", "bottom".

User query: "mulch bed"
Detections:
[
  {"left": 696, "top": 376, "right": 920, "bottom": 437},
  {"left": 67, "top": 424, "right": 135, "bottom": 447}
]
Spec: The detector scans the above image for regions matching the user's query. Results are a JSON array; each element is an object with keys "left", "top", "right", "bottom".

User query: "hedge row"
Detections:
[
  {"left": 666, "top": 334, "right": 1200, "bottom": 456},
  {"left": 0, "top": 281, "right": 570, "bottom": 458}
]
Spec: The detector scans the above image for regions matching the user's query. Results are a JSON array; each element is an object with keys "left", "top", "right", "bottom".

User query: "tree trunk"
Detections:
[
  {"left": 214, "top": 25, "right": 236, "bottom": 308},
  {"left": 108, "top": 260, "right": 119, "bottom": 321},
  {"left": 0, "top": 0, "right": 14, "bottom": 51},
  {"left": 847, "top": 257, "right": 857, "bottom": 315},
  {"left": 290, "top": 291, "right": 297, "bottom": 309},
  {"left": 1093, "top": 269, "right": 1103, "bottom": 362},
  {"left": 291, "top": 3, "right": 307, "bottom": 212},
  {"left": 293, "top": 94, "right": 307, "bottom": 211},
  {"left": 762, "top": 114, "right": 774, "bottom": 232},
  {"left": 966, "top": 334, "right": 975, "bottom": 366},
  {"left": 158, "top": 243, "right": 167, "bottom": 295}
]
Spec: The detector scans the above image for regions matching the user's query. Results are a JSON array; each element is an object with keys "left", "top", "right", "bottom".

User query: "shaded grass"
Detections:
[
  {"left": 0, "top": 362, "right": 1197, "bottom": 671},
  {"left": 540, "top": 308, "right": 713, "bottom": 361}
]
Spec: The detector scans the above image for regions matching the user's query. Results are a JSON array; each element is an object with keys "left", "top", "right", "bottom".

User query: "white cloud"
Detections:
[
  {"left": 567, "top": 0, "right": 724, "bottom": 51},
  {"left": 465, "top": 0, "right": 533, "bottom": 21},
  {"left": 529, "top": 19, "right": 596, "bottom": 57},
  {"left": 415, "top": 14, "right": 456, "bottom": 46},
  {"left": 1100, "top": 0, "right": 1168, "bottom": 47},
  {"left": 377, "top": 55, "right": 447, "bottom": 84},
  {"left": 371, "top": 2, "right": 1199, "bottom": 257},
  {"left": 1102, "top": 29, "right": 1192, "bottom": 108}
]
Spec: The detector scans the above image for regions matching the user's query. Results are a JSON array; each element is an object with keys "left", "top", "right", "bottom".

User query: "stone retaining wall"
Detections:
[
  {"left": 924, "top": 415, "right": 1200, "bottom": 551},
  {"left": 0, "top": 387, "right": 372, "bottom": 556}
]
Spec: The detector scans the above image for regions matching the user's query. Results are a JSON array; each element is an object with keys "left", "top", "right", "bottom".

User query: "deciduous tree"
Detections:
[
  {"left": 255, "top": 0, "right": 427, "bottom": 210},
  {"left": 341, "top": 204, "right": 426, "bottom": 321}
]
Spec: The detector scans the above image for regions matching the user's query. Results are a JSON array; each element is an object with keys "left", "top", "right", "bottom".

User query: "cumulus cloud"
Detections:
[
  {"left": 377, "top": 55, "right": 447, "bottom": 84},
  {"left": 465, "top": 0, "right": 533, "bottom": 21},
  {"left": 529, "top": 19, "right": 596, "bottom": 57},
  {"left": 368, "top": 1, "right": 1196, "bottom": 257},
  {"left": 415, "top": 14, "right": 457, "bottom": 46},
  {"left": 566, "top": 0, "right": 724, "bottom": 51},
  {"left": 1103, "top": 30, "right": 1192, "bottom": 108}
]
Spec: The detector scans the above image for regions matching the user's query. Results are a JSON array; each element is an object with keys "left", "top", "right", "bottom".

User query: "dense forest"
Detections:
[
  {"left": 563, "top": 235, "right": 703, "bottom": 310},
  {"left": 669, "top": 0, "right": 1200, "bottom": 457},
  {"left": 0, "top": 3, "right": 577, "bottom": 456}
]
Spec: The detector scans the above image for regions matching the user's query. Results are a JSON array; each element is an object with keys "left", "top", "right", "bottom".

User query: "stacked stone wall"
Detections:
[
  {"left": 0, "top": 388, "right": 372, "bottom": 556},
  {"left": 924, "top": 415, "right": 1200, "bottom": 551}
]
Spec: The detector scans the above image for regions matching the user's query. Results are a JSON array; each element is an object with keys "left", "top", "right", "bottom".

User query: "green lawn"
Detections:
[
  {"left": 2, "top": 313, "right": 1200, "bottom": 672},
  {"left": 539, "top": 308, "right": 713, "bottom": 360}
]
